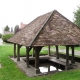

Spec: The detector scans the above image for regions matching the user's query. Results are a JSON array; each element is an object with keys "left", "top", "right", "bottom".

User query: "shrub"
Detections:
[
  {"left": 0, "top": 33, "right": 2, "bottom": 38},
  {"left": 2, "top": 34, "right": 14, "bottom": 42}
]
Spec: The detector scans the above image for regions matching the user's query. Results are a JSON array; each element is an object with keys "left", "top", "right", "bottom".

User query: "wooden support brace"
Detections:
[{"left": 28, "top": 47, "right": 32, "bottom": 51}]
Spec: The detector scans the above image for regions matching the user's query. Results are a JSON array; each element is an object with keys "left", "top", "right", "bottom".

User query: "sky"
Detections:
[{"left": 0, "top": 0, "right": 80, "bottom": 33}]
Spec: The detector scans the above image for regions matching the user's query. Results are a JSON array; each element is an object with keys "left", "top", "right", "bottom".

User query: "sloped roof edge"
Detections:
[
  {"left": 28, "top": 11, "right": 54, "bottom": 46},
  {"left": 55, "top": 10, "right": 80, "bottom": 29}
]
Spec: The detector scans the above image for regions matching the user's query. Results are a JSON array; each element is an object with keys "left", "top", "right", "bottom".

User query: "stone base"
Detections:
[
  {"left": 27, "top": 65, "right": 30, "bottom": 68},
  {"left": 17, "top": 58, "right": 20, "bottom": 61}
]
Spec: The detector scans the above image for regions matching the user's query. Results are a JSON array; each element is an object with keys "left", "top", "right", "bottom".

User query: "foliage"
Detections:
[
  {"left": 14, "top": 25, "right": 19, "bottom": 34},
  {"left": 2, "top": 34, "right": 14, "bottom": 42},
  {"left": 73, "top": 6, "right": 80, "bottom": 27},
  {"left": 0, "top": 45, "right": 80, "bottom": 80},
  {"left": 0, "top": 33, "right": 2, "bottom": 38},
  {"left": 4, "top": 25, "right": 10, "bottom": 31}
]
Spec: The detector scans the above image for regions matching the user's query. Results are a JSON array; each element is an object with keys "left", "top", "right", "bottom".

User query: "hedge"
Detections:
[{"left": 2, "top": 34, "right": 14, "bottom": 42}]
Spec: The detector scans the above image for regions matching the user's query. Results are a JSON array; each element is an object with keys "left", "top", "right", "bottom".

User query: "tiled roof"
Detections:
[{"left": 8, "top": 10, "right": 80, "bottom": 46}]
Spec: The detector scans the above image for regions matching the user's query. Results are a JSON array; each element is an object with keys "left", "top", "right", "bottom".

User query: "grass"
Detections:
[
  {"left": 75, "top": 46, "right": 80, "bottom": 51},
  {"left": 0, "top": 45, "right": 80, "bottom": 80}
]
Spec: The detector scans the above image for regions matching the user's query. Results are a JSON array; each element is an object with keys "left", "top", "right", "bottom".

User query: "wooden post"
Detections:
[
  {"left": 35, "top": 50, "right": 39, "bottom": 69},
  {"left": 17, "top": 44, "right": 21, "bottom": 61},
  {"left": 32, "top": 47, "right": 35, "bottom": 57},
  {"left": 26, "top": 47, "right": 29, "bottom": 68},
  {"left": 71, "top": 45, "right": 75, "bottom": 64},
  {"left": 48, "top": 65, "right": 50, "bottom": 72},
  {"left": 56, "top": 46, "right": 59, "bottom": 59},
  {"left": 34, "top": 47, "right": 42, "bottom": 74},
  {"left": 48, "top": 46, "right": 50, "bottom": 56},
  {"left": 65, "top": 46, "right": 69, "bottom": 70},
  {"left": 35, "top": 47, "right": 40, "bottom": 74},
  {"left": 14, "top": 43, "right": 16, "bottom": 58}
]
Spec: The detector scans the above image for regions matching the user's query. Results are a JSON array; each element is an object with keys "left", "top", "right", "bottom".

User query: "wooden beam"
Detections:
[
  {"left": 65, "top": 46, "right": 69, "bottom": 70},
  {"left": 14, "top": 43, "right": 16, "bottom": 58},
  {"left": 48, "top": 46, "right": 50, "bottom": 56},
  {"left": 71, "top": 45, "right": 75, "bottom": 64},
  {"left": 56, "top": 46, "right": 59, "bottom": 59},
  {"left": 26, "top": 47, "right": 30, "bottom": 68}
]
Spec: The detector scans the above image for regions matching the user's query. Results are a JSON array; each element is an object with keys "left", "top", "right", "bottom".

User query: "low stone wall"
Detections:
[{"left": 59, "top": 54, "right": 80, "bottom": 62}]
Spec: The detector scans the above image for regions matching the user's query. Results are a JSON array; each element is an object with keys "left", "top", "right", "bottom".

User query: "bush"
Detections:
[
  {"left": 0, "top": 33, "right": 2, "bottom": 38},
  {"left": 2, "top": 34, "right": 14, "bottom": 42}
]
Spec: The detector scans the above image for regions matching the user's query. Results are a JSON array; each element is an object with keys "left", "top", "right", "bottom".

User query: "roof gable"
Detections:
[{"left": 32, "top": 10, "right": 80, "bottom": 46}]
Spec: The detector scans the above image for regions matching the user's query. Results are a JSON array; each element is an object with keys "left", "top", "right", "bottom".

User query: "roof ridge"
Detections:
[{"left": 29, "top": 11, "right": 54, "bottom": 46}]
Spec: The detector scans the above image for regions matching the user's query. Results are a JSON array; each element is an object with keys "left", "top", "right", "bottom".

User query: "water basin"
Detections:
[{"left": 39, "top": 63, "right": 62, "bottom": 73}]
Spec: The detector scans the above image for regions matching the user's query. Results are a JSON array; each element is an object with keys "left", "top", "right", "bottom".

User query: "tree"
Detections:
[
  {"left": 4, "top": 25, "right": 10, "bottom": 31},
  {"left": 14, "top": 25, "right": 19, "bottom": 34},
  {"left": 73, "top": 6, "right": 80, "bottom": 27},
  {"left": 0, "top": 33, "right": 2, "bottom": 38}
]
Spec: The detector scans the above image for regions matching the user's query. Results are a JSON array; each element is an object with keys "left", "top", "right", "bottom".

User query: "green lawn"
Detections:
[{"left": 0, "top": 45, "right": 80, "bottom": 80}]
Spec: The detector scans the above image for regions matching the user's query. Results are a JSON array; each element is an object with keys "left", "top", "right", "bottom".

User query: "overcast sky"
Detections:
[{"left": 0, "top": 0, "right": 80, "bottom": 33}]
